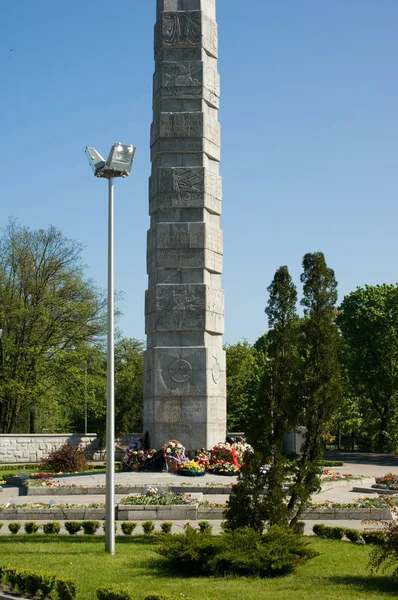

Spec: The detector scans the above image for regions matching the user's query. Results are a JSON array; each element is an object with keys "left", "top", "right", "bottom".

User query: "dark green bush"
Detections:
[
  {"left": 0, "top": 522, "right": 3, "bottom": 530},
  {"left": 142, "top": 521, "right": 155, "bottom": 534},
  {"left": 292, "top": 521, "right": 305, "bottom": 535},
  {"left": 312, "top": 523, "right": 326, "bottom": 537},
  {"left": 362, "top": 530, "right": 387, "bottom": 546},
  {"left": 24, "top": 521, "right": 40, "bottom": 534},
  {"left": 345, "top": 528, "right": 362, "bottom": 543},
  {"left": 326, "top": 526, "right": 346, "bottom": 540},
  {"left": 43, "top": 521, "right": 61, "bottom": 534},
  {"left": 121, "top": 522, "right": 137, "bottom": 535},
  {"left": 184, "top": 522, "right": 196, "bottom": 534},
  {"left": 160, "top": 522, "right": 173, "bottom": 534},
  {"left": 41, "top": 443, "right": 88, "bottom": 473},
  {"left": 97, "top": 587, "right": 134, "bottom": 600},
  {"left": 318, "top": 461, "right": 344, "bottom": 467},
  {"left": 65, "top": 521, "right": 82, "bottom": 535},
  {"left": 56, "top": 577, "right": 77, "bottom": 600},
  {"left": 198, "top": 521, "right": 212, "bottom": 535},
  {"left": 102, "top": 521, "right": 118, "bottom": 533},
  {"left": 82, "top": 520, "right": 100, "bottom": 535},
  {"left": 0, "top": 567, "right": 55, "bottom": 598},
  {"left": 8, "top": 522, "right": 21, "bottom": 534},
  {"left": 156, "top": 525, "right": 317, "bottom": 578}
]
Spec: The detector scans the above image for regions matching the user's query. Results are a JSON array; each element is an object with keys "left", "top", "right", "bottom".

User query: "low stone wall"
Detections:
[
  {"left": 0, "top": 434, "right": 99, "bottom": 464},
  {"left": 302, "top": 508, "right": 392, "bottom": 520},
  {"left": 117, "top": 504, "right": 197, "bottom": 521},
  {"left": 0, "top": 507, "right": 106, "bottom": 520},
  {"left": 26, "top": 484, "right": 232, "bottom": 496}
]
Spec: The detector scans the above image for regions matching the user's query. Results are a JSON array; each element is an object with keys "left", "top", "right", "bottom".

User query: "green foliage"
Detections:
[
  {"left": 0, "top": 566, "right": 55, "bottom": 598},
  {"left": 369, "top": 522, "right": 398, "bottom": 579},
  {"left": 318, "top": 460, "right": 344, "bottom": 467},
  {"left": 24, "top": 521, "right": 39, "bottom": 534},
  {"left": 345, "top": 528, "right": 362, "bottom": 543},
  {"left": 313, "top": 524, "right": 326, "bottom": 537},
  {"left": 121, "top": 522, "right": 137, "bottom": 535},
  {"left": 225, "top": 340, "right": 264, "bottom": 431},
  {"left": 43, "top": 521, "right": 61, "bottom": 535},
  {"left": 114, "top": 338, "right": 145, "bottom": 435},
  {"left": 160, "top": 522, "right": 173, "bottom": 534},
  {"left": 224, "top": 453, "right": 268, "bottom": 533},
  {"left": 312, "top": 525, "right": 346, "bottom": 540},
  {"left": 56, "top": 577, "right": 77, "bottom": 600},
  {"left": 142, "top": 521, "right": 155, "bottom": 534},
  {"left": 8, "top": 522, "right": 21, "bottom": 534},
  {"left": 97, "top": 587, "right": 134, "bottom": 600},
  {"left": 292, "top": 521, "right": 305, "bottom": 535},
  {"left": 338, "top": 284, "right": 398, "bottom": 452},
  {"left": 362, "top": 530, "right": 387, "bottom": 545},
  {"left": 65, "top": 521, "right": 82, "bottom": 535},
  {"left": 198, "top": 521, "right": 212, "bottom": 534},
  {"left": 0, "top": 220, "right": 107, "bottom": 434},
  {"left": 156, "top": 525, "right": 317, "bottom": 578},
  {"left": 288, "top": 253, "right": 341, "bottom": 524},
  {"left": 41, "top": 443, "right": 89, "bottom": 472},
  {"left": 0, "top": 522, "right": 3, "bottom": 530},
  {"left": 82, "top": 520, "right": 100, "bottom": 535}
]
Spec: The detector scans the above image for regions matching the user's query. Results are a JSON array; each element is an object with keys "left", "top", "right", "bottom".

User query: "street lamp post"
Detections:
[{"left": 85, "top": 143, "right": 136, "bottom": 555}]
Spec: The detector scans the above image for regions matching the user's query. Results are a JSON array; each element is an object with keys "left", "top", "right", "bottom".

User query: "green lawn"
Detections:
[{"left": 0, "top": 536, "right": 395, "bottom": 600}]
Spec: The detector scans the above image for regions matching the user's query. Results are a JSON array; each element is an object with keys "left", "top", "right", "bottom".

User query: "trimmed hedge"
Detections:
[
  {"left": 65, "top": 521, "right": 82, "bottom": 535},
  {"left": 362, "top": 530, "right": 387, "bottom": 546},
  {"left": 82, "top": 520, "right": 100, "bottom": 535},
  {"left": 43, "top": 522, "right": 61, "bottom": 535},
  {"left": 318, "top": 460, "right": 344, "bottom": 467},
  {"left": 0, "top": 565, "right": 76, "bottom": 599},
  {"left": 121, "top": 522, "right": 137, "bottom": 535},
  {"left": 97, "top": 587, "right": 134, "bottom": 600}
]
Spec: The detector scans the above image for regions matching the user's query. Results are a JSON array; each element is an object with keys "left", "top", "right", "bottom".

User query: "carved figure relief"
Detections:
[
  {"left": 163, "top": 12, "right": 201, "bottom": 48},
  {"left": 169, "top": 359, "right": 192, "bottom": 384},
  {"left": 173, "top": 169, "right": 203, "bottom": 203},
  {"left": 162, "top": 62, "right": 202, "bottom": 90},
  {"left": 155, "top": 286, "right": 205, "bottom": 329}
]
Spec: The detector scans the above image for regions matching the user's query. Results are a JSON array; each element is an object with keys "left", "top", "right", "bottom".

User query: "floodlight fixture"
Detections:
[{"left": 85, "top": 143, "right": 135, "bottom": 179}]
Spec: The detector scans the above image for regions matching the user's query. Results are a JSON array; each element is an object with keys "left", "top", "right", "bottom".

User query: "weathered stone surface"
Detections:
[
  {"left": 0, "top": 434, "right": 99, "bottom": 464},
  {"left": 144, "top": 1, "right": 226, "bottom": 450}
]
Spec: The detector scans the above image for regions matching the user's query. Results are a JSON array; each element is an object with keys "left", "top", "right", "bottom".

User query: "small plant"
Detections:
[
  {"left": 345, "top": 528, "right": 362, "bottom": 543},
  {"left": 312, "top": 523, "right": 326, "bottom": 537},
  {"left": 24, "top": 521, "right": 40, "bottom": 535},
  {"left": 41, "top": 443, "right": 89, "bottom": 473},
  {"left": 121, "top": 522, "right": 137, "bottom": 535},
  {"left": 184, "top": 522, "right": 195, "bottom": 534},
  {"left": 8, "top": 522, "right": 21, "bottom": 534},
  {"left": 43, "top": 521, "right": 61, "bottom": 534},
  {"left": 65, "top": 521, "right": 82, "bottom": 535},
  {"left": 97, "top": 587, "right": 134, "bottom": 599},
  {"left": 220, "top": 521, "right": 232, "bottom": 533},
  {"left": 56, "top": 578, "right": 77, "bottom": 600},
  {"left": 327, "top": 526, "right": 346, "bottom": 540},
  {"left": 160, "top": 522, "right": 173, "bottom": 534},
  {"left": 142, "top": 521, "right": 155, "bottom": 535},
  {"left": 292, "top": 521, "right": 305, "bottom": 535},
  {"left": 102, "top": 521, "right": 118, "bottom": 533},
  {"left": 82, "top": 520, "right": 100, "bottom": 535},
  {"left": 362, "top": 530, "right": 387, "bottom": 545},
  {"left": 198, "top": 521, "right": 213, "bottom": 535},
  {"left": 0, "top": 523, "right": 3, "bottom": 530}
]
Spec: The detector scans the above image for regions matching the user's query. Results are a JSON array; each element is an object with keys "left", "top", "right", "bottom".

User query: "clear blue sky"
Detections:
[{"left": 1, "top": 1, "right": 397, "bottom": 345}]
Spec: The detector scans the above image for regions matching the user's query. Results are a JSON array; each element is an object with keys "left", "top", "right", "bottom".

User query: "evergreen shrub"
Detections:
[{"left": 121, "top": 522, "right": 137, "bottom": 535}]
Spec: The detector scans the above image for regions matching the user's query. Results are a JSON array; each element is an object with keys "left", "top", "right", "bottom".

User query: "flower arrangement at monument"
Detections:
[
  {"left": 209, "top": 442, "right": 240, "bottom": 475},
  {"left": 194, "top": 449, "right": 211, "bottom": 470},
  {"left": 162, "top": 440, "right": 186, "bottom": 472},
  {"left": 373, "top": 473, "right": 398, "bottom": 491},
  {"left": 122, "top": 448, "right": 156, "bottom": 471},
  {"left": 177, "top": 460, "right": 206, "bottom": 476},
  {"left": 232, "top": 437, "right": 254, "bottom": 465}
]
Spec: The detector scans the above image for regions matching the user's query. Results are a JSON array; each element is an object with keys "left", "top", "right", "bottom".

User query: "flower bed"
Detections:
[
  {"left": 373, "top": 473, "right": 398, "bottom": 491},
  {"left": 119, "top": 492, "right": 194, "bottom": 506}
]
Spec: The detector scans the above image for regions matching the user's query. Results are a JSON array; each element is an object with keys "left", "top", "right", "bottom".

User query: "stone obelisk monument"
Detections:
[{"left": 143, "top": 0, "right": 226, "bottom": 451}]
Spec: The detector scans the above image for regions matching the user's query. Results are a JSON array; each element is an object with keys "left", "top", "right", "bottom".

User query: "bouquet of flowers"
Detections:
[
  {"left": 232, "top": 437, "right": 254, "bottom": 466},
  {"left": 194, "top": 449, "right": 211, "bottom": 469},
  {"left": 210, "top": 442, "right": 240, "bottom": 474},
  {"left": 122, "top": 448, "right": 156, "bottom": 470},
  {"left": 162, "top": 440, "right": 186, "bottom": 472},
  {"left": 178, "top": 460, "right": 206, "bottom": 474}
]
